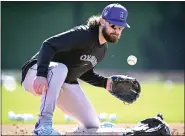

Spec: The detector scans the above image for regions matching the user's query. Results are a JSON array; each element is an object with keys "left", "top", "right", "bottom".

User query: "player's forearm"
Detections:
[
  {"left": 79, "top": 69, "right": 108, "bottom": 89},
  {"left": 36, "top": 41, "right": 55, "bottom": 78}
]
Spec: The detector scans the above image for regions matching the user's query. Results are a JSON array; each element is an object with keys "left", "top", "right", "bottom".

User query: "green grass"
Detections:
[{"left": 2, "top": 81, "right": 184, "bottom": 124}]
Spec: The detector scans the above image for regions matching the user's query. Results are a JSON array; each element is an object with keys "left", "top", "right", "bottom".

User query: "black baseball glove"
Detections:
[
  {"left": 108, "top": 75, "right": 141, "bottom": 104},
  {"left": 126, "top": 113, "right": 171, "bottom": 136}
]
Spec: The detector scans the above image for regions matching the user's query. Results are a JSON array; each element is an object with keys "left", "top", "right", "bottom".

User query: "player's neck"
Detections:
[{"left": 99, "top": 27, "right": 107, "bottom": 45}]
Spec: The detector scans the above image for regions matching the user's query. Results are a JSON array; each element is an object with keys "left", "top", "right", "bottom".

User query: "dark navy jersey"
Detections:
[{"left": 21, "top": 25, "right": 108, "bottom": 88}]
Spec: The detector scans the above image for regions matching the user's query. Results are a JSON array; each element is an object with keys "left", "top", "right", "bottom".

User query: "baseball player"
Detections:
[{"left": 21, "top": 3, "right": 131, "bottom": 135}]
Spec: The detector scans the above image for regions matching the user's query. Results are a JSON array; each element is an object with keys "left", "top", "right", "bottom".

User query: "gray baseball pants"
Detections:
[{"left": 22, "top": 62, "right": 100, "bottom": 128}]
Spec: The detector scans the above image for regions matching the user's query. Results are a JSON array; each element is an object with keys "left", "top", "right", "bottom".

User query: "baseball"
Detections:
[
  {"left": 8, "top": 111, "right": 16, "bottom": 120},
  {"left": 99, "top": 113, "right": 108, "bottom": 121},
  {"left": 64, "top": 115, "right": 72, "bottom": 121},
  {"left": 14, "top": 114, "right": 24, "bottom": 121},
  {"left": 23, "top": 113, "right": 35, "bottom": 121},
  {"left": 109, "top": 113, "right": 117, "bottom": 121},
  {"left": 127, "top": 55, "right": 137, "bottom": 65}
]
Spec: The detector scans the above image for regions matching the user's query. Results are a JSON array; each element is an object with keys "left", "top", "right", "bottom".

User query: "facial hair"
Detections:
[{"left": 102, "top": 26, "right": 119, "bottom": 43}]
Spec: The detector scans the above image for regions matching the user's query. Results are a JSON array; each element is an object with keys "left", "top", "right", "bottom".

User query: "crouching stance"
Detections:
[
  {"left": 21, "top": 3, "right": 143, "bottom": 135},
  {"left": 22, "top": 62, "right": 101, "bottom": 135}
]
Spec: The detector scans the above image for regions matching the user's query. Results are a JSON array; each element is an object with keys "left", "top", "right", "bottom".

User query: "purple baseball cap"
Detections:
[{"left": 102, "top": 3, "right": 130, "bottom": 28}]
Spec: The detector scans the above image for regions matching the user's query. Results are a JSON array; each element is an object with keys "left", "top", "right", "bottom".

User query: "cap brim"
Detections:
[{"left": 106, "top": 19, "right": 130, "bottom": 28}]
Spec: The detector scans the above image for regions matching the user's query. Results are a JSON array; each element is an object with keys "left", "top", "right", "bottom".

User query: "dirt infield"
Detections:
[{"left": 1, "top": 123, "right": 184, "bottom": 135}]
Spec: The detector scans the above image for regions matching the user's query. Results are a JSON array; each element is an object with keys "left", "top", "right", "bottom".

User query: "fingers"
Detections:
[
  {"left": 34, "top": 84, "right": 42, "bottom": 95},
  {"left": 33, "top": 76, "right": 48, "bottom": 95},
  {"left": 33, "top": 82, "right": 48, "bottom": 95},
  {"left": 33, "top": 81, "right": 40, "bottom": 94},
  {"left": 38, "top": 84, "right": 48, "bottom": 95},
  {"left": 37, "top": 84, "right": 43, "bottom": 95},
  {"left": 42, "top": 85, "right": 48, "bottom": 94}
]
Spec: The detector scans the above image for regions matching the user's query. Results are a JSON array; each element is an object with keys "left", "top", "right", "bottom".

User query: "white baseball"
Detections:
[
  {"left": 109, "top": 113, "right": 117, "bottom": 121},
  {"left": 64, "top": 115, "right": 72, "bottom": 121},
  {"left": 127, "top": 55, "right": 137, "bottom": 65},
  {"left": 23, "top": 113, "right": 35, "bottom": 121},
  {"left": 8, "top": 111, "right": 16, "bottom": 120},
  {"left": 99, "top": 113, "right": 108, "bottom": 121},
  {"left": 15, "top": 114, "right": 24, "bottom": 121}
]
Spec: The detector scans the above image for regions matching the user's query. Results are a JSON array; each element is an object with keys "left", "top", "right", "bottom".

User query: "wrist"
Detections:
[{"left": 106, "top": 77, "right": 112, "bottom": 91}]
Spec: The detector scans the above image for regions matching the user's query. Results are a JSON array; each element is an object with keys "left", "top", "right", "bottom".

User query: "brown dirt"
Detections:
[{"left": 1, "top": 123, "right": 184, "bottom": 135}]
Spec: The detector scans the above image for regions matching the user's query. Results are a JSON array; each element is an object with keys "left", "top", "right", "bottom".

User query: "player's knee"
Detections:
[
  {"left": 52, "top": 62, "right": 68, "bottom": 77},
  {"left": 57, "top": 63, "right": 68, "bottom": 72}
]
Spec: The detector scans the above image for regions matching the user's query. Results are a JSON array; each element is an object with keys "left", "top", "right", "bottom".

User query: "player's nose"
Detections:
[{"left": 115, "top": 29, "right": 121, "bottom": 35}]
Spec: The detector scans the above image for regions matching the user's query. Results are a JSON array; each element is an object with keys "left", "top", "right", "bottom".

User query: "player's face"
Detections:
[{"left": 102, "top": 21, "right": 125, "bottom": 43}]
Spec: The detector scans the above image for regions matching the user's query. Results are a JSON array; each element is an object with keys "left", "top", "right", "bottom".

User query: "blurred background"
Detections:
[
  {"left": 2, "top": 1, "right": 185, "bottom": 80},
  {"left": 1, "top": 1, "right": 184, "bottom": 124}
]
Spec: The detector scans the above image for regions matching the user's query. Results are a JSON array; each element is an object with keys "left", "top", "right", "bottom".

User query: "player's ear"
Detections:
[{"left": 100, "top": 17, "right": 106, "bottom": 26}]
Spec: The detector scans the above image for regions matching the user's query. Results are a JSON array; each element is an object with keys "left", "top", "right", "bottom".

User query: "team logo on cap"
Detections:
[
  {"left": 120, "top": 11, "right": 124, "bottom": 20},
  {"left": 103, "top": 10, "right": 108, "bottom": 16}
]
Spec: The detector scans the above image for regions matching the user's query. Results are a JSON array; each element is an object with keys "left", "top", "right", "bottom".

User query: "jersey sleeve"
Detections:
[
  {"left": 36, "top": 26, "right": 91, "bottom": 78},
  {"left": 79, "top": 68, "right": 108, "bottom": 89}
]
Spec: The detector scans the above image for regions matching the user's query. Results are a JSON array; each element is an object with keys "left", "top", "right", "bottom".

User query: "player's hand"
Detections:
[
  {"left": 33, "top": 76, "right": 48, "bottom": 95},
  {"left": 106, "top": 78, "right": 113, "bottom": 91},
  {"left": 106, "top": 75, "right": 141, "bottom": 104}
]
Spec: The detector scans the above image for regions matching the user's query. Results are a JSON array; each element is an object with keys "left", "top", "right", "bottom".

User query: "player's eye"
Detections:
[
  {"left": 109, "top": 23, "right": 124, "bottom": 31},
  {"left": 110, "top": 24, "right": 116, "bottom": 29}
]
